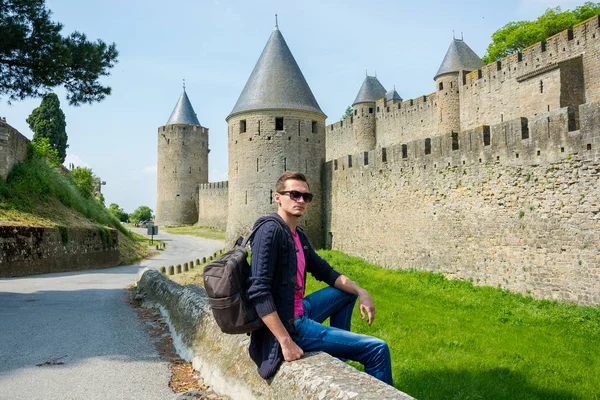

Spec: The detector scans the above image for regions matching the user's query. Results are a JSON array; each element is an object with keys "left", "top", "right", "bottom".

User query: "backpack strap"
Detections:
[{"left": 240, "top": 216, "right": 281, "bottom": 248}]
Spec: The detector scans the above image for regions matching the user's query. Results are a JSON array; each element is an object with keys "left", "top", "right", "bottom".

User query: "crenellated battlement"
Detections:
[{"left": 199, "top": 180, "right": 229, "bottom": 191}]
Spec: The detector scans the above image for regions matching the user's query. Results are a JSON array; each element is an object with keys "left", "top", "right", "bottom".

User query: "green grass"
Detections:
[
  {"left": 0, "top": 156, "right": 129, "bottom": 236},
  {"left": 307, "top": 250, "right": 600, "bottom": 400},
  {"left": 162, "top": 224, "right": 225, "bottom": 240}
]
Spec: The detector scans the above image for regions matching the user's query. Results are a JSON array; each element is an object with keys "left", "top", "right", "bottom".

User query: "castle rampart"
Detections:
[
  {"left": 324, "top": 102, "right": 600, "bottom": 305},
  {"left": 198, "top": 181, "right": 229, "bottom": 230},
  {"left": 0, "top": 119, "right": 30, "bottom": 181}
]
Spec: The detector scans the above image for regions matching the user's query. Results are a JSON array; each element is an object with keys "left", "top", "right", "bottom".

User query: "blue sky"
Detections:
[{"left": 0, "top": 0, "right": 584, "bottom": 213}]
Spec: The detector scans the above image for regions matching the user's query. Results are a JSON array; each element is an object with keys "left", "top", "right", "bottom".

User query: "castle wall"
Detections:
[
  {"left": 460, "top": 16, "right": 599, "bottom": 131},
  {"left": 375, "top": 95, "right": 439, "bottom": 148},
  {"left": 326, "top": 119, "right": 355, "bottom": 161},
  {"left": 0, "top": 119, "right": 30, "bottom": 181},
  {"left": 226, "top": 110, "right": 326, "bottom": 246},
  {"left": 156, "top": 124, "right": 209, "bottom": 226},
  {"left": 198, "top": 181, "right": 229, "bottom": 230},
  {"left": 325, "top": 102, "right": 600, "bottom": 306}
]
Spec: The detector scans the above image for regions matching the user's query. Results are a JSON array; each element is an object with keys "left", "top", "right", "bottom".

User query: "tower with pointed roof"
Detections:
[
  {"left": 225, "top": 24, "right": 326, "bottom": 246},
  {"left": 352, "top": 75, "right": 386, "bottom": 153},
  {"left": 434, "top": 37, "right": 484, "bottom": 135},
  {"left": 156, "top": 87, "right": 209, "bottom": 226}
]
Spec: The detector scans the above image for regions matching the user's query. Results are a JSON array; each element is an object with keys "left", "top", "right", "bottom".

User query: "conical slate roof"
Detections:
[
  {"left": 166, "top": 88, "right": 200, "bottom": 126},
  {"left": 386, "top": 88, "right": 402, "bottom": 102},
  {"left": 434, "top": 38, "right": 484, "bottom": 80},
  {"left": 227, "top": 27, "right": 325, "bottom": 119},
  {"left": 352, "top": 76, "right": 386, "bottom": 106}
]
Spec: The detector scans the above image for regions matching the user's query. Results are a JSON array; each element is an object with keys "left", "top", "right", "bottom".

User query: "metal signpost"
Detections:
[{"left": 147, "top": 223, "right": 158, "bottom": 244}]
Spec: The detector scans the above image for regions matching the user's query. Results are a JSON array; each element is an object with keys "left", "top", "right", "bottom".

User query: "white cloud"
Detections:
[
  {"left": 143, "top": 165, "right": 157, "bottom": 174},
  {"left": 63, "top": 154, "right": 89, "bottom": 169}
]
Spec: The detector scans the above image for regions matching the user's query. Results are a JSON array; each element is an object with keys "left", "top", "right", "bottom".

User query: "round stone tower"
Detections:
[
  {"left": 352, "top": 76, "right": 386, "bottom": 152},
  {"left": 226, "top": 25, "right": 326, "bottom": 247},
  {"left": 156, "top": 87, "right": 209, "bottom": 226},
  {"left": 434, "top": 37, "right": 484, "bottom": 134}
]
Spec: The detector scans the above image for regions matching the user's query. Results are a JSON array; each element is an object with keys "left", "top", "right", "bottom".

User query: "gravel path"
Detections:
[{"left": 0, "top": 229, "right": 224, "bottom": 400}]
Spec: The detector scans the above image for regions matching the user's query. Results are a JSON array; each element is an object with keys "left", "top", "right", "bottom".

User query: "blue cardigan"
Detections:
[{"left": 247, "top": 213, "right": 341, "bottom": 380}]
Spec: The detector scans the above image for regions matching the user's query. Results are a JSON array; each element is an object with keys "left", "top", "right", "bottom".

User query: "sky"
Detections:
[{"left": 0, "top": 0, "right": 585, "bottom": 213}]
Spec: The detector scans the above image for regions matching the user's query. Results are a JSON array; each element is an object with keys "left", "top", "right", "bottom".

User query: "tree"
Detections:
[
  {"left": 341, "top": 106, "right": 353, "bottom": 120},
  {"left": 108, "top": 203, "right": 129, "bottom": 223},
  {"left": 26, "top": 93, "right": 68, "bottom": 162},
  {"left": 70, "top": 166, "right": 95, "bottom": 198},
  {"left": 30, "top": 136, "right": 60, "bottom": 167},
  {"left": 482, "top": 2, "right": 600, "bottom": 63},
  {"left": 0, "top": 0, "right": 119, "bottom": 105},
  {"left": 130, "top": 206, "right": 153, "bottom": 224}
]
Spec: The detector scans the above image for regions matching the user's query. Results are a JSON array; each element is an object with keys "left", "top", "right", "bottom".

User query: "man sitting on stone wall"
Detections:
[{"left": 247, "top": 171, "right": 393, "bottom": 385}]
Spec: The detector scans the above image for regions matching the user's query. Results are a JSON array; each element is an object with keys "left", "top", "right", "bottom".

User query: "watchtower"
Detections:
[
  {"left": 156, "top": 86, "right": 209, "bottom": 226},
  {"left": 434, "top": 37, "right": 484, "bottom": 135},
  {"left": 352, "top": 75, "right": 386, "bottom": 152},
  {"left": 226, "top": 24, "right": 327, "bottom": 246}
]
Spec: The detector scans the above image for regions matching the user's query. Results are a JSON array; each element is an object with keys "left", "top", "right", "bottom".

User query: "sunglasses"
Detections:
[{"left": 277, "top": 190, "right": 314, "bottom": 203}]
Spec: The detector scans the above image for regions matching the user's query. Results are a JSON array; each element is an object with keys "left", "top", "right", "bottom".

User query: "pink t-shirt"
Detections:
[{"left": 291, "top": 230, "right": 306, "bottom": 318}]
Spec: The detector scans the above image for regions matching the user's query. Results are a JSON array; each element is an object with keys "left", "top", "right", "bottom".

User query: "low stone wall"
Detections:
[
  {"left": 0, "top": 119, "right": 30, "bottom": 181},
  {"left": 135, "top": 269, "right": 412, "bottom": 400},
  {"left": 0, "top": 226, "right": 120, "bottom": 277}
]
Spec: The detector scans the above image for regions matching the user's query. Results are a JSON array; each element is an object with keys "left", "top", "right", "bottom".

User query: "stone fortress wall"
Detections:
[
  {"left": 322, "top": 17, "right": 600, "bottom": 305},
  {"left": 198, "top": 181, "right": 228, "bottom": 230},
  {"left": 0, "top": 118, "right": 30, "bottom": 181},
  {"left": 156, "top": 124, "right": 209, "bottom": 226}
]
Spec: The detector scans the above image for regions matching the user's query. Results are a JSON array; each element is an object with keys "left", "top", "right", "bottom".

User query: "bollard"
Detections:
[
  {"left": 168, "top": 265, "right": 174, "bottom": 275},
  {"left": 160, "top": 266, "right": 166, "bottom": 274},
  {"left": 202, "top": 257, "right": 206, "bottom": 263},
  {"left": 184, "top": 262, "right": 189, "bottom": 272},
  {"left": 189, "top": 260, "right": 194, "bottom": 269},
  {"left": 156, "top": 244, "right": 159, "bottom": 250},
  {"left": 196, "top": 259, "right": 200, "bottom": 266},
  {"left": 176, "top": 264, "right": 182, "bottom": 274}
]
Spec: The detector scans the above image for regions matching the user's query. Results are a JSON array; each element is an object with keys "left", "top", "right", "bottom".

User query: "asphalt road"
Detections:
[{"left": 0, "top": 229, "right": 224, "bottom": 400}]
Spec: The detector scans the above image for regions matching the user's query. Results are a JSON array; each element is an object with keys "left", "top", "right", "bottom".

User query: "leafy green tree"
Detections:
[
  {"left": 341, "top": 106, "right": 353, "bottom": 120},
  {"left": 483, "top": 2, "right": 600, "bottom": 63},
  {"left": 0, "top": 0, "right": 119, "bottom": 105},
  {"left": 30, "top": 137, "right": 60, "bottom": 167},
  {"left": 70, "top": 167, "right": 95, "bottom": 198},
  {"left": 26, "top": 93, "right": 68, "bottom": 162},
  {"left": 130, "top": 206, "right": 153, "bottom": 224},
  {"left": 108, "top": 203, "right": 129, "bottom": 222}
]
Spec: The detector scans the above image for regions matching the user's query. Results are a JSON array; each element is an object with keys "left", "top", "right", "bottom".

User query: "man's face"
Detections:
[{"left": 275, "top": 179, "right": 310, "bottom": 218}]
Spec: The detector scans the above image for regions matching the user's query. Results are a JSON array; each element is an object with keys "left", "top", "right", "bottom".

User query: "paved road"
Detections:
[{"left": 0, "top": 229, "right": 224, "bottom": 400}]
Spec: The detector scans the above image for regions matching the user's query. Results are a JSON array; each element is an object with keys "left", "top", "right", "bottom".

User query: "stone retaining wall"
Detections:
[
  {"left": 0, "top": 226, "right": 120, "bottom": 277},
  {"left": 135, "top": 269, "right": 412, "bottom": 400}
]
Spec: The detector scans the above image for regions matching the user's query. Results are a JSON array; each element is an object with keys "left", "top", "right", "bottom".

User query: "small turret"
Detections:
[
  {"left": 352, "top": 75, "right": 385, "bottom": 152},
  {"left": 435, "top": 37, "right": 484, "bottom": 134}
]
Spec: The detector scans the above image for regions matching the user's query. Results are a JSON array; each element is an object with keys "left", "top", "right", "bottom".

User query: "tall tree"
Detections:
[
  {"left": 26, "top": 93, "right": 68, "bottom": 162},
  {"left": 483, "top": 2, "right": 600, "bottom": 63},
  {"left": 0, "top": 0, "right": 119, "bottom": 105},
  {"left": 130, "top": 206, "right": 153, "bottom": 224}
]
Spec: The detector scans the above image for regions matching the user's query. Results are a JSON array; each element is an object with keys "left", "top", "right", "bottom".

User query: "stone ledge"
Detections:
[{"left": 136, "top": 269, "right": 414, "bottom": 400}]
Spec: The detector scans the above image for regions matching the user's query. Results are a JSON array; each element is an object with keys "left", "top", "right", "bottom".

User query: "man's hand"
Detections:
[
  {"left": 358, "top": 290, "right": 375, "bottom": 325},
  {"left": 280, "top": 337, "right": 304, "bottom": 361}
]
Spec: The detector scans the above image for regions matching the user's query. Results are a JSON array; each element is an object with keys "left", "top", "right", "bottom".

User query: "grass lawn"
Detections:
[
  {"left": 306, "top": 250, "right": 600, "bottom": 400},
  {"left": 162, "top": 225, "right": 225, "bottom": 241}
]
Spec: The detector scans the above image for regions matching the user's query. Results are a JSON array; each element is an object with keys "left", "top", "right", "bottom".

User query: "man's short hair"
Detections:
[{"left": 276, "top": 171, "right": 309, "bottom": 192}]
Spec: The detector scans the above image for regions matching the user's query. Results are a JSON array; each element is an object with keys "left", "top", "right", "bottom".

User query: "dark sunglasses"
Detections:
[{"left": 278, "top": 190, "right": 314, "bottom": 203}]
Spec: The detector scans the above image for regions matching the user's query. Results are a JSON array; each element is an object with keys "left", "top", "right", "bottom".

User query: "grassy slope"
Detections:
[
  {"left": 0, "top": 157, "right": 152, "bottom": 264},
  {"left": 170, "top": 249, "right": 600, "bottom": 399},
  {"left": 162, "top": 225, "right": 226, "bottom": 241}
]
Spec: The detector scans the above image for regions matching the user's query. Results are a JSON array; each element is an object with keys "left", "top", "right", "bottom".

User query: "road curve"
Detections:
[{"left": 0, "top": 229, "right": 224, "bottom": 400}]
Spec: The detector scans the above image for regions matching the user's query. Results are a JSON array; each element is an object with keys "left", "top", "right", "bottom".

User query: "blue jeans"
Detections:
[{"left": 291, "top": 286, "right": 393, "bottom": 386}]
